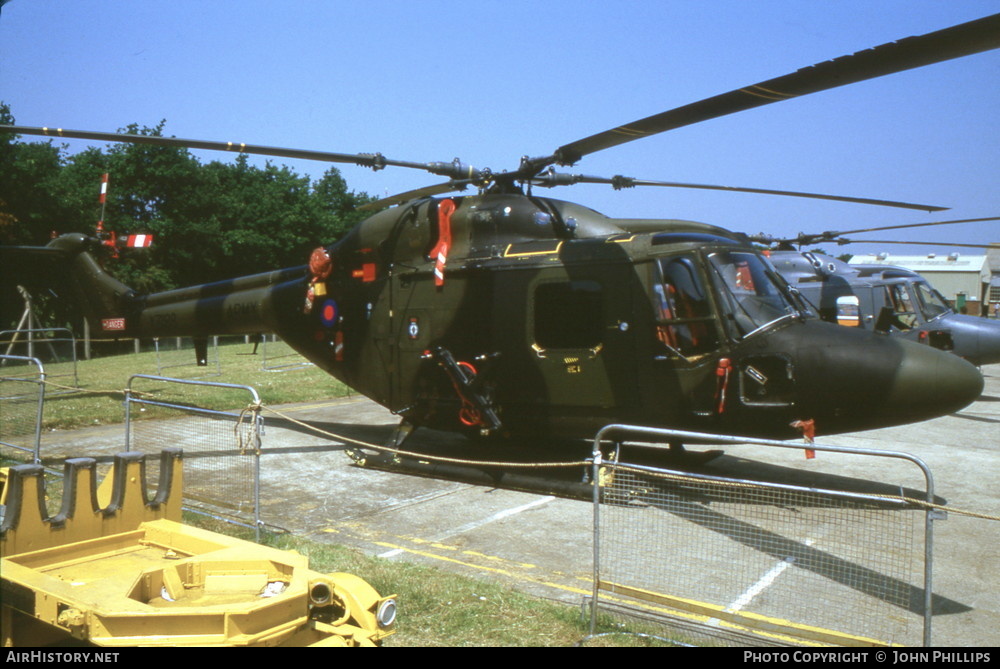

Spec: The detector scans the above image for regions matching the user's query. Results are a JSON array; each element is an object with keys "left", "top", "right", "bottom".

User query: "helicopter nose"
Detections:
[
  {"left": 969, "top": 320, "right": 1000, "bottom": 366},
  {"left": 785, "top": 322, "right": 983, "bottom": 434},
  {"left": 978, "top": 327, "right": 1000, "bottom": 366},
  {"left": 885, "top": 339, "right": 984, "bottom": 420},
  {"left": 926, "top": 313, "right": 1000, "bottom": 366}
]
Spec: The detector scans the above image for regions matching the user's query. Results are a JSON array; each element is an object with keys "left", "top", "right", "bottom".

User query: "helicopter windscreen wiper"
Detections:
[{"left": 706, "top": 251, "right": 801, "bottom": 339}]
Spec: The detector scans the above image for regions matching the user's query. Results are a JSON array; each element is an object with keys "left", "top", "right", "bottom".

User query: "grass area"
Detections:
[
  {"left": 7, "top": 338, "right": 352, "bottom": 431},
  {"left": 189, "top": 515, "right": 669, "bottom": 647}
]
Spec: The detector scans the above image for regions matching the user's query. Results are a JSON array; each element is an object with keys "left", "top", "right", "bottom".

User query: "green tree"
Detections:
[
  {"left": 0, "top": 104, "right": 77, "bottom": 245},
  {"left": 2, "top": 110, "right": 375, "bottom": 309},
  {"left": 313, "top": 167, "right": 375, "bottom": 241}
]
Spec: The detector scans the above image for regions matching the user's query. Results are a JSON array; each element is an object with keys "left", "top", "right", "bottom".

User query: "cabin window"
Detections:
[
  {"left": 652, "top": 256, "right": 720, "bottom": 357},
  {"left": 534, "top": 281, "right": 603, "bottom": 349},
  {"left": 883, "top": 284, "right": 919, "bottom": 330},
  {"left": 836, "top": 296, "right": 861, "bottom": 327}
]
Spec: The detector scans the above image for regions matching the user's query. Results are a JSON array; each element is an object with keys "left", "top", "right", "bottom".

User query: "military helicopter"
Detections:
[
  {"left": 2, "top": 14, "right": 998, "bottom": 447},
  {"left": 756, "top": 219, "right": 1000, "bottom": 366}
]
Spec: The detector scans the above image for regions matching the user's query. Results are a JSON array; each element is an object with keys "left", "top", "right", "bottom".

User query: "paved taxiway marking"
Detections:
[
  {"left": 726, "top": 537, "right": 819, "bottom": 612},
  {"left": 377, "top": 496, "right": 555, "bottom": 558},
  {"left": 340, "top": 487, "right": 468, "bottom": 522}
]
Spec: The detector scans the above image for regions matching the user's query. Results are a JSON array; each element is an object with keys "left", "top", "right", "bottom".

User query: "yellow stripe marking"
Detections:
[
  {"left": 503, "top": 241, "right": 563, "bottom": 257},
  {"left": 752, "top": 84, "right": 795, "bottom": 99},
  {"left": 610, "top": 126, "right": 648, "bottom": 137},
  {"left": 371, "top": 541, "right": 594, "bottom": 596},
  {"left": 600, "top": 581, "right": 892, "bottom": 647},
  {"left": 740, "top": 85, "right": 796, "bottom": 101}
]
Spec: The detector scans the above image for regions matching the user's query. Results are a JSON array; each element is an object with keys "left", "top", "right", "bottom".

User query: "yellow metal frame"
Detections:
[{"left": 1, "top": 450, "right": 396, "bottom": 647}]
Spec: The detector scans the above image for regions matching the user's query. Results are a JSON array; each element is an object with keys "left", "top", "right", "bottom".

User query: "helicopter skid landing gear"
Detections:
[{"left": 391, "top": 420, "right": 416, "bottom": 449}]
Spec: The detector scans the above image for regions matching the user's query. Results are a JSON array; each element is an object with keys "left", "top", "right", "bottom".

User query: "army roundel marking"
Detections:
[{"left": 320, "top": 299, "right": 338, "bottom": 328}]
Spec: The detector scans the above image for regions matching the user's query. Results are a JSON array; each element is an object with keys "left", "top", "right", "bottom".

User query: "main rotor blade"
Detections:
[
  {"left": 753, "top": 216, "right": 1000, "bottom": 246},
  {"left": 0, "top": 126, "right": 487, "bottom": 181},
  {"left": 833, "top": 216, "right": 1000, "bottom": 237},
  {"left": 843, "top": 239, "right": 999, "bottom": 249},
  {"left": 547, "top": 13, "right": 1000, "bottom": 167},
  {"left": 531, "top": 172, "right": 947, "bottom": 212}
]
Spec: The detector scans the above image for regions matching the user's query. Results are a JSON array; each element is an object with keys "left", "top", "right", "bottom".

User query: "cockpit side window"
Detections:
[
  {"left": 883, "top": 284, "right": 919, "bottom": 330},
  {"left": 652, "top": 256, "right": 720, "bottom": 358}
]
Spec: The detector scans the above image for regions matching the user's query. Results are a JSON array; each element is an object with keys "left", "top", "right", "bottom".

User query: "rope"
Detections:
[
  {"left": 256, "top": 402, "right": 589, "bottom": 470},
  {"left": 23, "top": 377, "right": 158, "bottom": 399},
  {"left": 608, "top": 462, "right": 1000, "bottom": 522},
  {"left": 236, "top": 402, "right": 263, "bottom": 456},
  {"left": 253, "top": 402, "right": 1000, "bottom": 520}
]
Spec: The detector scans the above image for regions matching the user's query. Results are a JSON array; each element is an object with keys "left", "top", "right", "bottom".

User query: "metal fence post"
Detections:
[
  {"left": 0, "top": 355, "right": 46, "bottom": 464},
  {"left": 589, "top": 423, "right": 937, "bottom": 647}
]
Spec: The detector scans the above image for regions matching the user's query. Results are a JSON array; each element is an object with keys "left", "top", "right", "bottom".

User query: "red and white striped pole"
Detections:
[
  {"left": 96, "top": 172, "right": 109, "bottom": 232},
  {"left": 94, "top": 173, "right": 153, "bottom": 251},
  {"left": 95, "top": 173, "right": 120, "bottom": 255}
]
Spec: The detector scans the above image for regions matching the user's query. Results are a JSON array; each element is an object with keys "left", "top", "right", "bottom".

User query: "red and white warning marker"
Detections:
[
  {"left": 94, "top": 173, "right": 153, "bottom": 253},
  {"left": 124, "top": 234, "right": 153, "bottom": 248}
]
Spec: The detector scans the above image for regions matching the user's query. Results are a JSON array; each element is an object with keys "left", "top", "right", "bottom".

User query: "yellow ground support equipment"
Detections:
[{"left": 0, "top": 449, "right": 397, "bottom": 647}]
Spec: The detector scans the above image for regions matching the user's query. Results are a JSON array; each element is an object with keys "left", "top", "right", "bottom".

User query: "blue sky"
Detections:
[{"left": 2, "top": 1, "right": 998, "bottom": 257}]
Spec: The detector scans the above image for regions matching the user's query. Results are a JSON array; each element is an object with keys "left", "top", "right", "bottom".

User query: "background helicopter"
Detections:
[
  {"left": 754, "top": 218, "right": 1000, "bottom": 366},
  {"left": 2, "top": 12, "right": 998, "bottom": 447}
]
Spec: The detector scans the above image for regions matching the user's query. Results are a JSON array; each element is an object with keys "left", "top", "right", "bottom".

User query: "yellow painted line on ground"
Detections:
[
  {"left": 332, "top": 524, "right": 540, "bottom": 571},
  {"left": 370, "top": 540, "right": 594, "bottom": 597},
  {"left": 460, "top": 549, "right": 536, "bottom": 569},
  {"left": 323, "top": 524, "right": 575, "bottom": 586}
]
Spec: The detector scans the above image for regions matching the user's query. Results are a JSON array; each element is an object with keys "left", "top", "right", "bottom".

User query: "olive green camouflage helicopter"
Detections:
[{"left": 3, "top": 14, "right": 997, "bottom": 448}]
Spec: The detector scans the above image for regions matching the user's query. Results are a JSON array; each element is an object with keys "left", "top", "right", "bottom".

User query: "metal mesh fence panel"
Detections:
[
  {"left": 0, "top": 329, "right": 79, "bottom": 392},
  {"left": 125, "top": 376, "right": 261, "bottom": 530},
  {"left": 594, "top": 462, "right": 925, "bottom": 647},
  {"left": 0, "top": 356, "right": 45, "bottom": 463},
  {"left": 261, "top": 335, "right": 313, "bottom": 372},
  {"left": 153, "top": 337, "right": 221, "bottom": 379},
  {"left": 128, "top": 410, "right": 258, "bottom": 517}
]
